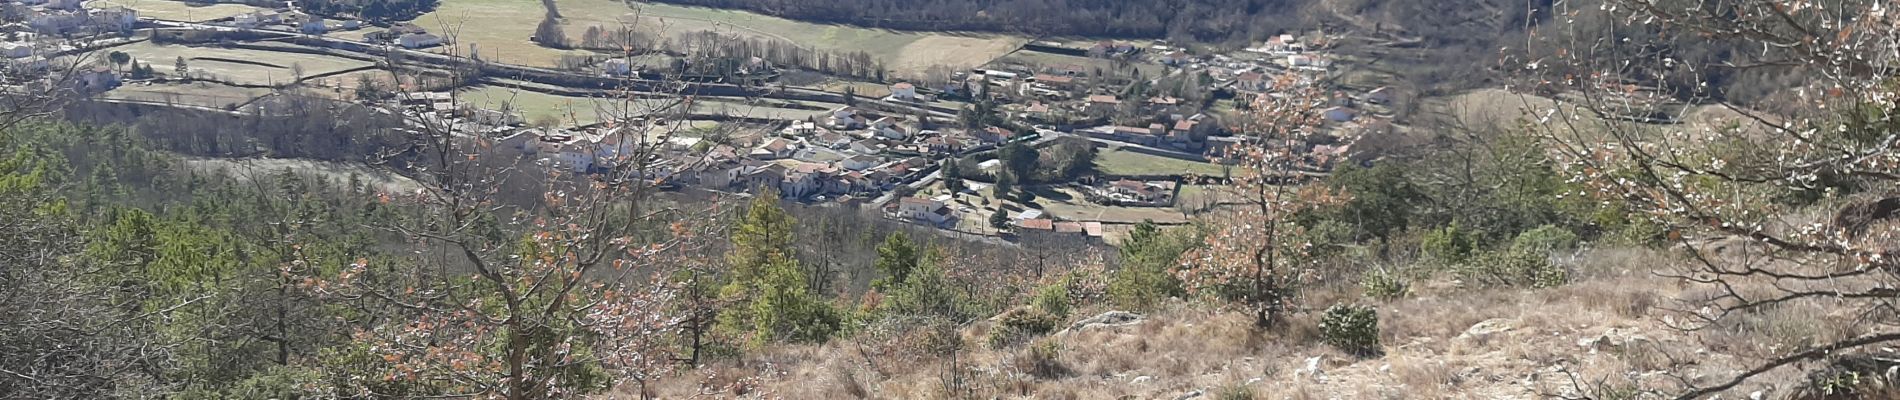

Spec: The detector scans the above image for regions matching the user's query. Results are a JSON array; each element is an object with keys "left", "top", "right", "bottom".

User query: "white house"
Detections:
[
  {"left": 872, "top": 117, "right": 909, "bottom": 140},
  {"left": 296, "top": 14, "right": 325, "bottom": 34},
  {"left": 755, "top": 137, "right": 796, "bottom": 160},
  {"left": 889, "top": 82, "right": 917, "bottom": 101},
  {"left": 0, "top": 42, "right": 33, "bottom": 59},
  {"left": 849, "top": 139, "right": 886, "bottom": 155},
  {"left": 5, "top": 56, "right": 48, "bottom": 73},
  {"left": 602, "top": 58, "right": 633, "bottom": 76},
  {"left": 398, "top": 33, "right": 444, "bottom": 49},
  {"left": 828, "top": 107, "right": 866, "bottom": 129},
  {"left": 842, "top": 155, "right": 880, "bottom": 171},
  {"left": 895, "top": 196, "right": 953, "bottom": 224},
  {"left": 90, "top": 7, "right": 137, "bottom": 31},
  {"left": 552, "top": 142, "right": 596, "bottom": 173}
]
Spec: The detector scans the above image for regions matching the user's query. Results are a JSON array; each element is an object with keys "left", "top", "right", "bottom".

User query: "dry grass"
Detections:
[{"left": 639, "top": 245, "right": 1875, "bottom": 399}]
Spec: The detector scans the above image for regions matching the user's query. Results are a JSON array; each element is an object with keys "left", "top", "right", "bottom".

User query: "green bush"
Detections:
[
  {"left": 1032, "top": 278, "right": 1073, "bottom": 318},
  {"left": 1318, "top": 304, "right": 1380, "bottom": 356},
  {"left": 1457, "top": 249, "right": 1567, "bottom": 288},
  {"left": 1512, "top": 224, "right": 1580, "bottom": 254},
  {"left": 986, "top": 307, "right": 1060, "bottom": 349},
  {"left": 1359, "top": 269, "right": 1408, "bottom": 300},
  {"left": 1420, "top": 224, "right": 1479, "bottom": 264}
]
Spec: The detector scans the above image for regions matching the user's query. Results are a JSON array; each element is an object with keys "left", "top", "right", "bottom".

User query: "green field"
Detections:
[
  {"left": 991, "top": 49, "right": 1167, "bottom": 79},
  {"left": 1093, "top": 147, "right": 1229, "bottom": 177},
  {"left": 416, "top": 0, "right": 1025, "bottom": 74},
  {"left": 109, "top": 42, "right": 375, "bottom": 86},
  {"left": 106, "top": 81, "right": 273, "bottom": 107},
  {"left": 458, "top": 85, "right": 617, "bottom": 126},
  {"left": 458, "top": 85, "right": 838, "bottom": 127},
  {"left": 87, "top": 0, "right": 268, "bottom": 22}
]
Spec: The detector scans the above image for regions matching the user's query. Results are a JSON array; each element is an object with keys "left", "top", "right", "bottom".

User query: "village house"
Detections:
[
  {"left": 894, "top": 196, "right": 955, "bottom": 225},
  {"left": 810, "top": 130, "right": 851, "bottom": 149},
  {"left": 849, "top": 139, "right": 890, "bottom": 155},
  {"left": 1017, "top": 218, "right": 1054, "bottom": 231},
  {"left": 73, "top": 65, "right": 119, "bottom": 92},
  {"left": 1086, "top": 94, "right": 1121, "bottom": 114},
  {"left": 602, "top": 58, "right": 633, "bottom": 75},
  {"left": 1161, "top": 51, "right": 1192, "bottom": 66},
  {"left": 90, "top": 6, "right": 137, "bottom": 31},
  {"left": 27, "top": 10, "right": 86, "bottom": 33},
  {"left": 293, "top": 13, "right": 325, "bottom": 34},
  {"left": 979, "top": 126, "right": 1015, "bottom": 144},
  {"left": 743, "top": 162, "right": 787, "bottom": 191},
  {"left": 1032, "top": 74, "right": 1075, "bottom": 89},
  {"left": 1023, "top": 102, "right": 1050, "bottom": 118},
  {"left": 398, "top": 33, "right": 444, "bottom": 49},
  {"left": 1233, "top": 71, "right": 1270, "bottom": 92},
  {"left": 889, "top": 82, "right": 917, "bottom": 101},
  {"left": 828, "top": 107, "right": 869, "bottom": 129},
  {"left": 872, "top": 116, "right": 910, "bottom": 140},
  {"left": 0, "top": 42, "right": 32, "bottom": 59},
  {"left": 1089, "top": 41, "right": 1136, "bottom": 56},
  {"left": 842, "top": 154, "right": 882, "bottom": 171},
  {"left": 1147, "top": 96, "right": 1182, "bottom": 114},
  {"left": 753, "top": 137, "right": 797, "bottom": 160}
]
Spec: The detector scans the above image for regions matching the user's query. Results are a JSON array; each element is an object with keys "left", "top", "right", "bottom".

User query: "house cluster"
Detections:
[
  {"left": 1083, "top": 112, "right": 1218, "bottom": 151},
  {"left": 226, "top": 9, "right": 348, "bottom": 34},
  {"left": 7, "top": 0, "right": 136, "bottom": 35},
  {"left": 367, "top": 23, "right": 443, "bottom": 49}
]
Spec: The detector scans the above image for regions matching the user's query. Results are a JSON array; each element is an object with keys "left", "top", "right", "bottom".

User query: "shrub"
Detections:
[
  {"left": 986, "top": 307, "right": 1059, "bottom": 349},
  {"left": 1319, "top": 304, "right": 1380, "bottom": 356},
  {"left": 1216, "top": 385, "right": 1257, "bottom": 400},
  {"left": 1512, "top": 224, "right": 1580, "bottom": 254},
  {"left": 1359, "top": 269, "right": 1408, "bottom": 300},
  {"left": 1456, "top": 249, "right": 1567, "bottom": 288},
  {"left": 1032, "top": 278, "right": 1073, "bottom": 318},
  {"left": 1420, "top": 224, "right": 1479, "bottom": 264},
  {"left": 1022, "top": 337, "right": 1067, "bottom": 378}
]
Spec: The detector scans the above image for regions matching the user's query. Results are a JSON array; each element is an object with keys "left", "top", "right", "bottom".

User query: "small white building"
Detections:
[
  {"left": 398, "top": 33, "right": 444, "bottom": 49},
  {"left": 889, "top": 82, "right": 917, "bottom": 101},
  {"left": 296, "top": 14, "right": 326, "bottom": 34},
  {"left": 0, "top": 42, "right": 33, "bottom": 59},
  {"left": 602, "top": 58, "right": 633, "bottom": 76},
  {"left": 895, "top": 196, "right": 953, "bottom": 224}
]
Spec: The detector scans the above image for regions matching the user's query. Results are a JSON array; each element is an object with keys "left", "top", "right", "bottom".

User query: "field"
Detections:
[
  {"left": 991, "top": 49, "right": 1168, "bottom": 78},
  {"left": 105, "top": 81, "right": 272, "bottom": 107},
  {"left": 410, "top": 0, "right": 606, "bottom": 67},
  {"left": 415, "top": 0, "right": 1026, "bottom": 73},
  {"left": 108, "top": 42, "right": 375, "bottom": 86},
  {"left": 1093, "top": 147, "right": 1230, "bottom": 177},
  {"left": 458, "top": 85, "right": 837, "bottom": 127},
  {"left": 87, "top": 0, "right": 268, "bottom": 22}
]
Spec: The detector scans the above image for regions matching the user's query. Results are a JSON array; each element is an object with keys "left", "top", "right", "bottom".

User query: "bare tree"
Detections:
[{"left": 1522, "top": 0, "right": 1900, "bottom": 397}]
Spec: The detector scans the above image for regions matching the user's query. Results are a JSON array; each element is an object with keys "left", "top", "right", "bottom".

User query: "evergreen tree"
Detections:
[{"left": 872, "top": 232, "right": 919, "bottom": 289}]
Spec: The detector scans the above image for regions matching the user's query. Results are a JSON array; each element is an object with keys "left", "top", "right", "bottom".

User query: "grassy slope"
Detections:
[{"left": 87, "top": 0, "right": 268, "bottom": 22}]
